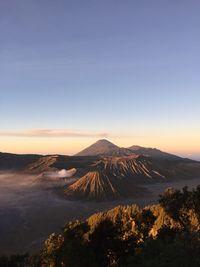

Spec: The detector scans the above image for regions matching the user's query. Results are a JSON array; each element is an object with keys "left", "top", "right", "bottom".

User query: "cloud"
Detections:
[
  {"left": 43, "top": 168, "right": 77, "bottom": 179},
  {"left": 0, "top": 129, "right": 110, "bottom": 138}
]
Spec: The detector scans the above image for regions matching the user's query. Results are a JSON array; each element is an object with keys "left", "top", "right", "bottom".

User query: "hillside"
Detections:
[
  {"left": 34, "top": 186, "right": 200, "bottom": 267},
  {"left": 23, "top": 155, "right": 98, "bottom": 175},
  {"left": 65, "top": 168, "right": 149, "bottom": 201},
  {"left": 0, "top": 152, "right": 41, "bottom": 171}
]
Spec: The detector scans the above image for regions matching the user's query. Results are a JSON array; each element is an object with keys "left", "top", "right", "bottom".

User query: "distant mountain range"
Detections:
[
  {"left": 1, "top": 139, "right": 200, "bottom": 201},
  {"left": 75, "top": 139, "right": 180, "bottom": 159}
]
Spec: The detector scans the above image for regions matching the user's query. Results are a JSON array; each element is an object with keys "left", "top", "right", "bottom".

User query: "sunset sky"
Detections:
[{"left": 0, "top": 1, "right": 200, "bottom": 159}]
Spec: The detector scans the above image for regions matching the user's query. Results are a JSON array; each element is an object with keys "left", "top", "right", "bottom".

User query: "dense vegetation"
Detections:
[{"left": 1, "top": 186, "right": 200, "bottom": 267}]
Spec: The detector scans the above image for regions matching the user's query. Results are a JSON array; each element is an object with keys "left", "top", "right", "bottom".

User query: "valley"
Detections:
[
  {"left": 1, "top": 139, "right": 200, "bottom": 255},
  {"left": 0, "top": 171, "right": 200, "bottom": 255}
]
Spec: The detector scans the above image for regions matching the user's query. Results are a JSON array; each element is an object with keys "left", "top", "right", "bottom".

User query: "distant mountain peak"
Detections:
[
  {"left": 95, "top": 139, "right": 114, "bottom": 143},
  {"left": 75, "top": 139, "right": 119, "bottom": 156},
  {"left": 75, "top": 139, "right": 136, "bottom": 157},
  {"left": 92, "top": 139, "right": 118, "bottom": 148}
]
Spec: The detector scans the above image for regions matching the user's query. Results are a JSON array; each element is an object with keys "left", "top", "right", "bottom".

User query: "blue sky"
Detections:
[{"left": 0, "top": 0, "right": 200, "bottom": 158}]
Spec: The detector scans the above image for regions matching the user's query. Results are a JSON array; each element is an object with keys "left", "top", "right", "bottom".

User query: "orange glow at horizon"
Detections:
[{"left": 0, "top": 135, "right": 199, "bottom": 159}]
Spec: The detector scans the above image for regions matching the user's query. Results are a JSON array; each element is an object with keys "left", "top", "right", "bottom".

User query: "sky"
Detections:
[{"left": 0, "top": 0, "right": 200, "bottom": 159}]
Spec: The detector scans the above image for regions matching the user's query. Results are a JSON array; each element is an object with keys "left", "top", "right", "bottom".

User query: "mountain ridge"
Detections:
[
  {"left": 129, "top": 145, "right": 181, "bottom": 160},
  {"left": 75, "top": 139, "right": 183, "bottom": 160}
]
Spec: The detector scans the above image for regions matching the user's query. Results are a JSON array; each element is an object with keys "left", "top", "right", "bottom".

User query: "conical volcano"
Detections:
[
  {"left": 65, "top": 168, "right": 148, "bottom": 201},
  {"left": 75, "top": 139, "right": 133, "bottom": 157}
]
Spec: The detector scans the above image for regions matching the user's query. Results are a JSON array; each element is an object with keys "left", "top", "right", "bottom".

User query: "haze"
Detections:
[{"left": 1, "top": 169, "right": 200, "bottom": 254}]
